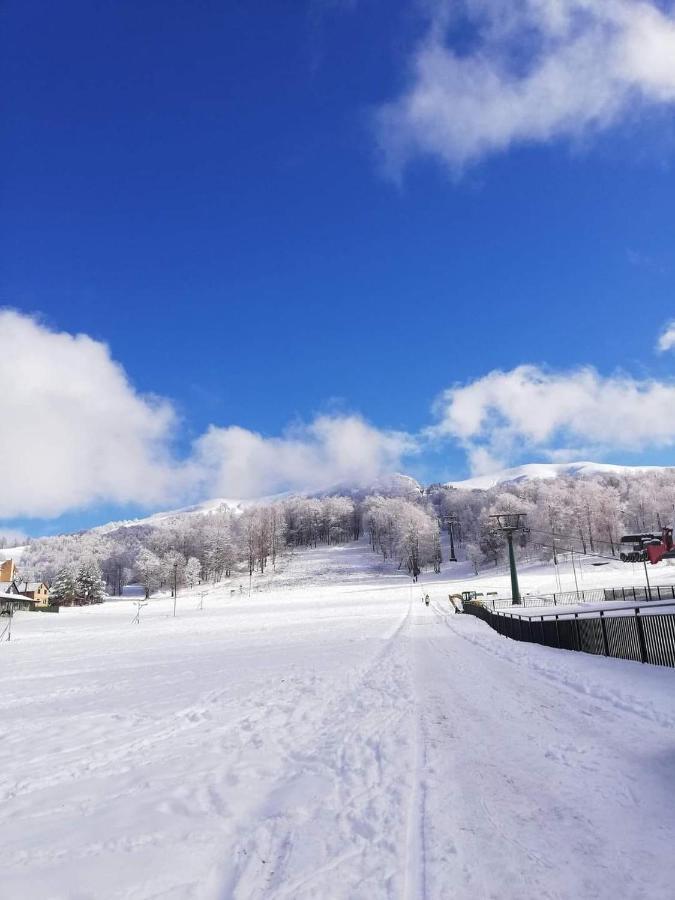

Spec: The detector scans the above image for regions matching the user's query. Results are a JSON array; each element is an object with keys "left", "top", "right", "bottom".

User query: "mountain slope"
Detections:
[
  {"left": 445, "top": 461, "right": 670, "bottom": 491},
  {"left": 92, "top": 474, "right": 423, "bottom": 535}
]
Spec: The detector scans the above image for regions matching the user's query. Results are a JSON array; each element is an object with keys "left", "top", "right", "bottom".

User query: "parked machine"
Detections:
[{"left": 620, "top": 527, "right": 675, "bottom": 565}]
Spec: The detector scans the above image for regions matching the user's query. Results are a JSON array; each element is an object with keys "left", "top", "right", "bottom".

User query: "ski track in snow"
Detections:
[{"left": 3, "top": 542, "right": 675, "bottom": 898}]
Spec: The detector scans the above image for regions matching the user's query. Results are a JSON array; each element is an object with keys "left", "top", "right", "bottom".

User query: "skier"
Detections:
[{"left": 424, "top": 592, "right": 430, "bottom": 607}]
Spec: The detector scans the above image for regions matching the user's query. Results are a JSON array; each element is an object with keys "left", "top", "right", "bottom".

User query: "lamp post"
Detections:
[{"left": 489, "top": 513, "right": 529, "bottom": 605}]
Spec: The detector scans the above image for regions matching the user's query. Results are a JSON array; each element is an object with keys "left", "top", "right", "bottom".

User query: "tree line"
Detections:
[{"left": 14, "top": 469, "right": 675, "bottom": 598}]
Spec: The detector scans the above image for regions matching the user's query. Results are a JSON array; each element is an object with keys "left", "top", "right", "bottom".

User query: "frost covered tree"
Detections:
[
  {"left": 76, "top": 559, "right": 107, "bottom": 604},
  {"left": 465, "top": 542, "right": 483, "bottom": 575},
  {"left": 185, "top": 557, "right": 201, "bottom": 589},
  {"left": 161, "top": 551, "right": 186, "bottom": 595},
  {"left": 49, "top": 567, "right": 78, "bottom": 605},
  {"left": 135, "top": 548, "right": 162, "bottom": 598},
  {"left": 362, "top": 497, "right": 439, "bottom": 576}
]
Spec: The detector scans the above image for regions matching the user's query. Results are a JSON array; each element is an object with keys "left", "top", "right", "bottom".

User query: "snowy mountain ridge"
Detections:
[
  {"left": 34, "top": 464, "right": 674, "bottom": 541},
  {"left": 91, "top": 473, "right": 423, "bottom": 536},
  {"left": 445, "top": 461, "right": 671, "bottom": 491}
]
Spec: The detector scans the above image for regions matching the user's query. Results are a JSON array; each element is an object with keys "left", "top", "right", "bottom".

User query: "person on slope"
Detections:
[{"left": 424, "top": 593, "right": 430, "bottom": 607}]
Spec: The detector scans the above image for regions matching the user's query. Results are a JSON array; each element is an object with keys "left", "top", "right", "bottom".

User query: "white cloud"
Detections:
[
  {"left": 375, "top": 0, "right": 675, "bottom": 173},
  {"left": 6, "top": 311, "right": 675, "bottom": 521},
  {"left": 0, "top": 311, "right": 416, "bottom": 519},
  {"left": 0, "top": 310, "right": 182, "bottom": 518},
  {"left": 432, "top": 364, "right": 675, "bottom": 474},
  {"left": 190, "top": 415, "right": 417, "bottom": 499},
  {"left": 657, "top": 320, "right": 675, "bottom": 352}
]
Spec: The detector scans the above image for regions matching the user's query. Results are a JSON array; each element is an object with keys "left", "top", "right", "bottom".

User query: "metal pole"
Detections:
[
  {"left": 507, "top": 532, "right": 521, "bottom": 605},
  {"left": 571, "top": 550, "right": 580, "bottom": 596},
  {"left": 643, "top": 560, "right": 652, "bottom": 601},
  {"left": 173, "top": 563, "right": 178, "bottom": 617}
]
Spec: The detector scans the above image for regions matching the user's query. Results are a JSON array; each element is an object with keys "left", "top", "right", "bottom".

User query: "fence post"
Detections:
[
  {"left": 634, "top": 608, "right": 648, "bottom": 664},
  {"left": 573, "top": 613, "right": 581, "bottom": 651},
  {"left": 599, "top": 610, "right": 609, "bottom": 657},
  {"left": 554, "top": 614, "right": 561, "bottom": 648},
  {"left": 540, "top": 615, "right": 546, "bottom": 644}
]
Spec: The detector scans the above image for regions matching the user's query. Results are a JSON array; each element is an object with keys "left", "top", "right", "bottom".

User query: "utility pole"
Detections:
[
  {"left": 173, "top": 562, "right": 178, "bottom": 617},
  {"left": 490, "top": 513, "right": 530, "bottom": 606}
]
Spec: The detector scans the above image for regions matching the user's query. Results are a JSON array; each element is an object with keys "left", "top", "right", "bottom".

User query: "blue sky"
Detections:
[{"left": 2, "top": 0, "right": 675, "bottom": 536}]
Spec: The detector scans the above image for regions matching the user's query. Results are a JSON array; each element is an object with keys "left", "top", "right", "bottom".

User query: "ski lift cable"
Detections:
[
  {"left": 528, "top": 528, "right": 617, "bottom": 549},
  {"left": 530, "top": 540, "right": 619, "bottom": 564}
]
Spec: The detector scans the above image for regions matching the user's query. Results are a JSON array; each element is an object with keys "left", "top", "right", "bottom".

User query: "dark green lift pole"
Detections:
[
  {"left": 506, "top": 531, "right": 520, "bottom": 604},
  {"left": 490, "top": 513, "right": 529, "bottom": 606}
]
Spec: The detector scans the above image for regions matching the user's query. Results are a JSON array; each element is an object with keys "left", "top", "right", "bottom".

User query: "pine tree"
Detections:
[
  {"left": 49, "top": 567, "right": 78, "bottom": 605},
  {"left": 76, "top": 559, "right": 107, "bottom": 604}
]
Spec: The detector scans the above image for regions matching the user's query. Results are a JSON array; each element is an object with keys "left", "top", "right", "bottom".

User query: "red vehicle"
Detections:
[{"left": 620, "top": 527, "right": 675, "bottom": 565}]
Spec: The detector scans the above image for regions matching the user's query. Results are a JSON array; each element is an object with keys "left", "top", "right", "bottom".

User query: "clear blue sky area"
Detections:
[{"left": 2, "top": 1, "right": 674, "bottom": 535}]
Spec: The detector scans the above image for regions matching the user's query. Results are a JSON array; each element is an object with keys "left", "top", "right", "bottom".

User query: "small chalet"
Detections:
[
  {"left": 1, "top": 560, "right": 51, "bottom": 611},
  {"left": 16, "top": 581, "right": 50, "bottom": 607}
]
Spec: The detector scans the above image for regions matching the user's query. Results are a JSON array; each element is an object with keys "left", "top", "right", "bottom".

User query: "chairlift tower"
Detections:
[
  {"left": 440, "top": 515, "right": 459, "bottom": 562},
  {"left": 489, "top": 513, "right": 530, "bottom": 605}
]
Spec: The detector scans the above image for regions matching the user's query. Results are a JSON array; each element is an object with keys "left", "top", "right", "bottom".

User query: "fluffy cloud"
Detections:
[
  {"left": 0, "top": 310, "right": 181, "bottom": 518},
  {"left": 0, "top": 312, "right": 416, "bottom": 519},
  {"left": 6, "top": 311, "right": 675, "bottom": 521},
  {"left": 191, "top": 415, "right": 417, "bottom": 499},
  {"left": 433, "top": 365, "right": 675, "bottom": 474},
  {"left": 657, "top": 320, "right": 675, "bottom": 352},
  {"left": 375, "top": 0, "right": 675, "bottom": 173}
]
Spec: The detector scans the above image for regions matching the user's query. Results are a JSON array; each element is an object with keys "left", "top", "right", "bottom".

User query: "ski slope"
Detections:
[{"left": 3, "top": 544, "right": 675, "bottom": 898}]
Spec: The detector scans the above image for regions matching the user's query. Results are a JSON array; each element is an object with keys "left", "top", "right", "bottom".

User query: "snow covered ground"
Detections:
[
  {"left": 433, "top": 550, "right": 675, "bottom": 602},
  {"left": 3, "top": 543, "right": 675, "bottom": 898}
]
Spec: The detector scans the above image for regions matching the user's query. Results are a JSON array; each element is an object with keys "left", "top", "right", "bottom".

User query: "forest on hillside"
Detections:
[{"left": 11, "top": 469, "right": 675, "bottom": 600}]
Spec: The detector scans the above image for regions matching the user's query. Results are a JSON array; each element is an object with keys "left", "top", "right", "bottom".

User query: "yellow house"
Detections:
[{"left": 17, "top": 581, "right": 50, "bottom": 607}]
